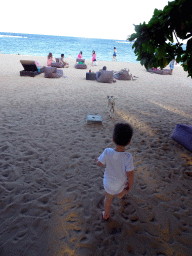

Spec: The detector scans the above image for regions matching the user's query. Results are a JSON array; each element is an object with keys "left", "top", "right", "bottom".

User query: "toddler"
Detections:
[{"left": 96, "top": 123, "right": 134, "bottom": 220}]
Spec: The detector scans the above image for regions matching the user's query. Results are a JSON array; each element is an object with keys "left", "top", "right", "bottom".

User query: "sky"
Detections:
[{"left": 0, "top": 0, "right": 186, "bottom": 42}]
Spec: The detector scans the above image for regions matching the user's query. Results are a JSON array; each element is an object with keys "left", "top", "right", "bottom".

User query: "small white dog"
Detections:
[{"left": 107, "top": 96, "right": 118, "bottom": 117}]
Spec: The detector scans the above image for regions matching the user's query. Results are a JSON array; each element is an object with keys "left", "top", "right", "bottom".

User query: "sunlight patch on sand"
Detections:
[
  {"left": 149, "top": 100, "right": 191, "bottom": 119},
  {"left": 47, "top": 195, "right": 83, "bottom": 256},
  {"left": 115, "top": 109, "right": 156, "bottom": 137},
  {"left": 180, "top": 153, "right": 192, "bottom": 166}
]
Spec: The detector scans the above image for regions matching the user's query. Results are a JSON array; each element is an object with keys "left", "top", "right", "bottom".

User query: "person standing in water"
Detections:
[
  {"left": 113, "top": 47, "right": 117, "bottom": 61},
  {"left": 92, "top": 50, "right": 97, "bottom": 65}
]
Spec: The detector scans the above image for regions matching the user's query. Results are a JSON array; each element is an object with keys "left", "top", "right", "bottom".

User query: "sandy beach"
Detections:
[{"left": 0, "top": 54, "right": 192, "bottom": 256}]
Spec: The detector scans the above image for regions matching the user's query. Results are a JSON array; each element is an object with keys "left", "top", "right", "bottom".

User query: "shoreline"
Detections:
[
  {"left": 0, "top": 53, "right": 192, "bottom": 255},
  {"left": 0, "top": 52, "right": 184, "bottom": 68},
  {"left": 0, "top": 52, "right": 138, "bottom": 64}
]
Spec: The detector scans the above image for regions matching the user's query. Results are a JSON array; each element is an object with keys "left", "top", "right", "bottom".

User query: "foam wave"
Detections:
[
  {"left": 0, "top": 35, "right": 28, "bottom": 39},
  {"left": 116, "top": 41, "right": 133, "bottom": 44}
]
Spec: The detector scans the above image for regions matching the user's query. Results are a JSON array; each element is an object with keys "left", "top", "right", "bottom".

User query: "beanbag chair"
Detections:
[
  {"left": 114, "top": 70, "right": 132, "bottom": 80},
  {"left": 97, "top": 70, "right": 113, "bottom": 83},
  {"left": 44, "top": 66, "right": 63, "bottom": 78},
  {"left": 74, "top": 63, "right": 87, "bottom": 69},
  {"left": 76, "top": 58, "right": 85, "bottom": 63},
  {"left": 96, "top": 71, "right": 101, "bottom": 80},
  {"left": 51, "top": 62, "right": 64, "bottom": 68},
  {"left": 171, "top": 124, "right": 192, "bottom": 152}
]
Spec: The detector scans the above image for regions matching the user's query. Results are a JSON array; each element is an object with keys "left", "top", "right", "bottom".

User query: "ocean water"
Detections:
[
  {"left": 0, "top": 32, "right": 138, "bottom": 63},
  {"left": 0, "top": 32, "right": 186, "bottom": 64}
]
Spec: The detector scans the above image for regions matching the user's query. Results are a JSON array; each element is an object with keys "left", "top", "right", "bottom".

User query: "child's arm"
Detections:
[
  {"left": 127, "top": 170, "right": 134, "bottom": 190},
  {"left": 95, "top": 158, "right": 104, "bottom": 167}
]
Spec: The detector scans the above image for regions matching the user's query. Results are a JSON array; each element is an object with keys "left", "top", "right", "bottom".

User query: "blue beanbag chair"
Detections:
[{"left": 171, "top": 124, "right": 192, "bottom": 152}]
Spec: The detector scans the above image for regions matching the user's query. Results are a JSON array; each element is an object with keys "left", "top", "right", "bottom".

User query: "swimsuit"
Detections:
[
  {"left": 47, "top": 58, "right": 52, "bottom": 66},
  {"left": 78, "top": 54, "right": 82, "bottom": 59},
  {"left": 92, "top": 54, "right": 96, "bottom": 61}
]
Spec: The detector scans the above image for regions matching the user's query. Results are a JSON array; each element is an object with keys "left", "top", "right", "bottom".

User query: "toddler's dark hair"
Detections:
[
  {"left": 113, "top": 123, "right": 133, "bottom": 146},
  {"left": 61, "top": 54, "right": 64, "bottom": 57}
]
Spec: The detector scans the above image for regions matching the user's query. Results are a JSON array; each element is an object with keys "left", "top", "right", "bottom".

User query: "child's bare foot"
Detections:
[{"left": 102, "top": 211, "right": 109, "bottom": 221}]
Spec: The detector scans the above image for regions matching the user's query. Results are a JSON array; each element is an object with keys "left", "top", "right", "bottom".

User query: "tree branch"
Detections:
[{"left": 173, "top": 30, "right": 180, "bottom": 44}]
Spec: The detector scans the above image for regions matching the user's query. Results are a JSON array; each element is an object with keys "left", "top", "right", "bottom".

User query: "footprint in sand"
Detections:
[
  {"left": 0, "top": 145, "right": 9, "bottom": 152},
  {"left": 39, "top": 119, "right": 45, "bottom": 125},
  {"left": 42, "top": 131, "right": 49, "bottom": 138},
  {"left": 24, "top": 150, "right": 35, "bottom": 156},
  {"left": 93, "top": 223, "right": 103, "bottom": 232},
  {"left": 70, "top": 154, "right": 81, "bottom": 159},
  {"left": 140, "top": 184, "right": 147, "bottom": 190},
  {"left": 64, "top": 172, "right": 74, "bottom": 180},
  {"left": 96, "top": 194, "right": 105, "bottom": 209},
  {"left": 66, "top": 185, "right": 78, "bottom": 193},
  {"left": 121, "top": 201, "right": 137, "bottom": 221}
]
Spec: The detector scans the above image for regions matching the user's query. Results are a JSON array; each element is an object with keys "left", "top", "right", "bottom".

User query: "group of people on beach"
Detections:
[
  {"left": 47, "top": 47, "right": 118, "bottom": 67},
  {"left": 47, "top": 48, "right": 176, "bottom": 78},
  {"left": 77, "top": 47, "right": 117, "bottom": 64},
  {"left": 77, "top": 50, "right": 97, "bottom": 65},
  {"left": 47, "top": 53, "right": 69, "bottom": 68}
]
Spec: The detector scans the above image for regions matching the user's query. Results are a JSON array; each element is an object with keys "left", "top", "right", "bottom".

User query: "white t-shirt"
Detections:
[{"left": 98, "top": 148, "right": 134, "bottom": 195}]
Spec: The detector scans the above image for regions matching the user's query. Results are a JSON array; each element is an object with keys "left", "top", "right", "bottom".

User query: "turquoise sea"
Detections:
[{"left": 0, "top": 32, "right": 138, "bottom": 63}]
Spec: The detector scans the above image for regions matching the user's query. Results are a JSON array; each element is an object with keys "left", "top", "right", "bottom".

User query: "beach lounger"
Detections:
[
  {"left": 44, "top": 66, "right": 63, "bottom": 78},
  {"left": 171, "top": 124, "right": 192, "bottom": 152},
  {"left": 20, "top": 60, "right": 44, "bottom": 77},
  {"left": 147, "top": 68, "right": 172, "bottom": 75}
]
